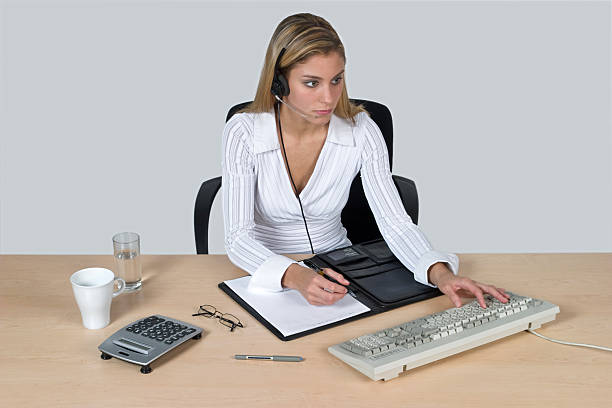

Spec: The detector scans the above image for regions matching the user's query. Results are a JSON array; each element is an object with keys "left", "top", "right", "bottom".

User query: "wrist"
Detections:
[
  {"left": 427, "top": 262, "right": 452, "bottom": 286},
  {"left": 281, "top": 263, "right": 303, "bottom": 289}
]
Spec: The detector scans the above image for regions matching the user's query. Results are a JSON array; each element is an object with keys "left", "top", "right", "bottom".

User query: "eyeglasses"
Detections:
[{"left": 192, "top": 304, "right": 244, "bottom": 332}]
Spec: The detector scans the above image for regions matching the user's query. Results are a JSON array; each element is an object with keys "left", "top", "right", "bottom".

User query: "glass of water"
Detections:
[{"left": 112, "top": 232, "right": 142, "bottom": 292}]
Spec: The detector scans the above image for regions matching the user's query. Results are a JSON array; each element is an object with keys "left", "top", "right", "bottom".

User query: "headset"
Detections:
[
  {"left": 271, "top": 48, "right": 313, "bottom": 119},
  {"left": 271, "top": 47, "right": 315, "bottom": 254}
]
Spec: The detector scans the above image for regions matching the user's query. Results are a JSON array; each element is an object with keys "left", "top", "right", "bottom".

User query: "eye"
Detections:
[
  {"left": 304, "top": 80, "right": 318, "bottom": 88},
  {"left": 332, "top": 76, "right": 343, "bottom": 85}
]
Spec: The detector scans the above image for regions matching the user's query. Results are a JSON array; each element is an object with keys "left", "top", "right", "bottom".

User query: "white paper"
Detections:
[{"left": 224, "top": 276, "right": 371, "bottom": 337}]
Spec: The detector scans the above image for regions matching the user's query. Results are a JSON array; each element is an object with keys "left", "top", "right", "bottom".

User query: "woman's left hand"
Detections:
[{"left": 428, "top": 262, "right": 510, "bottom": 309}]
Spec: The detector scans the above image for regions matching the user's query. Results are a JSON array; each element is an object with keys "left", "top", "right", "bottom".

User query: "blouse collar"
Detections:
[{"left": 253, "top": 110, "right": 355, "bottom": 154}]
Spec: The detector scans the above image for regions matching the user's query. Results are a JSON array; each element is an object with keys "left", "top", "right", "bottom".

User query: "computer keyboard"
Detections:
[{"left": 328, "top": 291, "right": 560, "bottom": 381}]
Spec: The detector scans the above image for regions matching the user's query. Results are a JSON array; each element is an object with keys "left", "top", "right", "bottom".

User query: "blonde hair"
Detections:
[{"left": 241, "top": 13, "right": 366, "bottom": 123}]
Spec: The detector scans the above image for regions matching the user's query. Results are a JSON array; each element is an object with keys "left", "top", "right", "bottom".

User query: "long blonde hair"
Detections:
[{"left": 241, "top": 13, "right": 366, "bottom": 123}]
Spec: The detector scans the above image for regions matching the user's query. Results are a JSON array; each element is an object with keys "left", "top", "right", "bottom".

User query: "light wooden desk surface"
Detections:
[{"left": 1, "top": 253, "right": 611, "bottom": 407}]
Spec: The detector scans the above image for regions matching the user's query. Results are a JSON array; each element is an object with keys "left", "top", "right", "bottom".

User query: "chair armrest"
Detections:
[
  {"left": 392, "top": 175, "right": 419, "bottom": 224},
  {"left": 194, "top": 176, "right": 222, "bottom": 254}
]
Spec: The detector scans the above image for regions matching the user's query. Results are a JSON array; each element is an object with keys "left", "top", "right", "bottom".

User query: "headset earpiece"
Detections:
[{"left": 271, "top": 48, "right": 290, "bottom": 97}]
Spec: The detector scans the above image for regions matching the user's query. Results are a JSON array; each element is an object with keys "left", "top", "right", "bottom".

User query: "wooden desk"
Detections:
[{"left": 1, "top": 254, "right": 611, "bottom": 407}]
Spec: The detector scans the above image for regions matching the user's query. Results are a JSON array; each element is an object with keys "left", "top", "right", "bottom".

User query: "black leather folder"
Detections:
[
  {"left": 219, "top": 238, "right": 442, "bottom": 341},
  {"left": 307, "top": 238, "right": 441, "bottom": 310}
]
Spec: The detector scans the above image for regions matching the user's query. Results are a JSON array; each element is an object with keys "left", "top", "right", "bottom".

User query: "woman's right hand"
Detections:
[{"left": 281, "top": 263, "right": 349, "bottom": 306}]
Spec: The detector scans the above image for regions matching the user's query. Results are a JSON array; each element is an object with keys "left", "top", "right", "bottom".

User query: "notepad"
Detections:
[{"left": 223, "top": 276, "right": 371, "bottom": 337}]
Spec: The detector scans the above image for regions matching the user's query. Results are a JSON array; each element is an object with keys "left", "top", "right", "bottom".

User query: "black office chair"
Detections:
[{"left": 194, "top": 99, "right": 419, "bottom": 254}]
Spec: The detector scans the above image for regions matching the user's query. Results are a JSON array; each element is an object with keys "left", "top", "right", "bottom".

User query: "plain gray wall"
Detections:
[{"left": 1, "top": 0, "right": 611, "bottom": 255}]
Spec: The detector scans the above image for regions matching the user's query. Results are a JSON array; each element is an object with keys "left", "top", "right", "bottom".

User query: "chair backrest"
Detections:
[{"left": 225, "top": 100, "right": 408, "bottom": 245}]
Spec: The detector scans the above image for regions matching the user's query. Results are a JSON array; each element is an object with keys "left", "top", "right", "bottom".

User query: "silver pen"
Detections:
[{"left": 234, "top": 354, "right": 303, "bottom": 362}]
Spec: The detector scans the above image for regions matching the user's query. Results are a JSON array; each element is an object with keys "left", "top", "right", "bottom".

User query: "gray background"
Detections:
[{"left": 1, "top": 0, "right": 610, "bottom": 255}]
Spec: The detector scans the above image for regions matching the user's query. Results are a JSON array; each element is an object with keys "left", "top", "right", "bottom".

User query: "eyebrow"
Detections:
[{"left": 301, "top": 69, "right": 345, "bottom": 80}]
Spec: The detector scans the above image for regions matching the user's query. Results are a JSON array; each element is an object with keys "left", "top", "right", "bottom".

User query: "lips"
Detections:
[{"left": 314, "top": 109, "right": 332, "bottom": 115}]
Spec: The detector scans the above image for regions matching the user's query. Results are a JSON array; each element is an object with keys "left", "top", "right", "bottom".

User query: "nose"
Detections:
[{"left": 320, "top": 84, "right": 334, "bottom": 105}]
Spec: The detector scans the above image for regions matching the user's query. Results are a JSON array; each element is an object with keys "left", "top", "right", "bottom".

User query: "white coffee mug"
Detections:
[{"left": 70, "top": 267, "right": 126, "bottom": 329}]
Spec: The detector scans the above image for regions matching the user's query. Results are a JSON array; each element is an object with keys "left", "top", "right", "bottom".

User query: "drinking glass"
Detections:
[{"left": 113, "top": 232, "right": 142, "bottom": 292}]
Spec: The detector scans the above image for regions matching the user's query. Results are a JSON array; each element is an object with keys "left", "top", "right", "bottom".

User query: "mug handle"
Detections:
[{"left": 113, "top": 277, "right": 126, "bottom": 297}]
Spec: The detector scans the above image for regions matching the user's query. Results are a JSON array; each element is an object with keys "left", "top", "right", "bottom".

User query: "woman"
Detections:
[{"left": 222, "top": 13, "right": 509, "bottom": 308}]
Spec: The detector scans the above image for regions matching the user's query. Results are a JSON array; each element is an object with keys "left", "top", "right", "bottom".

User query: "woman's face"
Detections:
[{"left": 284, "top": 51, "right": 345, "bottom": 125}]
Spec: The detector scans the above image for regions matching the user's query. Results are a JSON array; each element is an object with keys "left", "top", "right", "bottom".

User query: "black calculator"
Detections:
[{"left": 98, "top": 315, "right": 203, "bottom": 374}]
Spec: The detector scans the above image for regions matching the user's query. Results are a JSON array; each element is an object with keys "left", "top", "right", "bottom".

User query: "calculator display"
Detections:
[{"left": 118, "top": 338, "right": 151, "bottom": 351}]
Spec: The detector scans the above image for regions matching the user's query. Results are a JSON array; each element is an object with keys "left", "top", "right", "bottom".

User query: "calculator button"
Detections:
[
  {"left": 171, "top": 336, "right": 179, "bottom": 341},
  {"left": 156, "top": 336, "right": 164, "bottom": 341},
  {"left": 177, "top": 332, "right": 185, "bottom": 338},
  {"left": 141, "top": 332, "right": 149, "bottom": 337},
  {"left": 126, "top": 327, "right": 133, "bottom": 332},
  {"left": 133, "top": 329, "right": 141, "bottom": 334},
  {"left": 164, "top": 339, "right": 174, "bottom": 345}
]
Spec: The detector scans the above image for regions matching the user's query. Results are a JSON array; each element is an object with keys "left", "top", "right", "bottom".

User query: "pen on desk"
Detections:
[{"left": 234, "top": 355, "right": 303, "bottom": 362}]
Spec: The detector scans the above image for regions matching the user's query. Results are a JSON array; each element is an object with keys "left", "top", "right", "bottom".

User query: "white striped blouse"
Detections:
[{"left": 222, "top": 110, "right": 458, "bottom": 292}]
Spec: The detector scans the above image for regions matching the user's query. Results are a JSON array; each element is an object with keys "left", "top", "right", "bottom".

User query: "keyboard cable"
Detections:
[{"left": 527, "top": 329, "right": 612, "bottom": 352}]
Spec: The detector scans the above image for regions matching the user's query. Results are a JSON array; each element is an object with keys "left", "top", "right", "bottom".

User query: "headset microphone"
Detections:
[{"left": 273, "top": 94, "right": 314, "bottom": 119}]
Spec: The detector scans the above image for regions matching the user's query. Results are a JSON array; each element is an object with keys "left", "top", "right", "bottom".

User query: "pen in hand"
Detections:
[
  {"left": 315, "top": 268, "right": 355, "bottom": 295},
  {"left": 302, "top": 259, "right": 356, "bottom": 296}
]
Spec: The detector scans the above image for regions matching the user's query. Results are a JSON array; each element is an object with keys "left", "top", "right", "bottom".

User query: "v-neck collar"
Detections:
[{"left": 252, "top": 110, "right": 355, "bottom": 154}]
